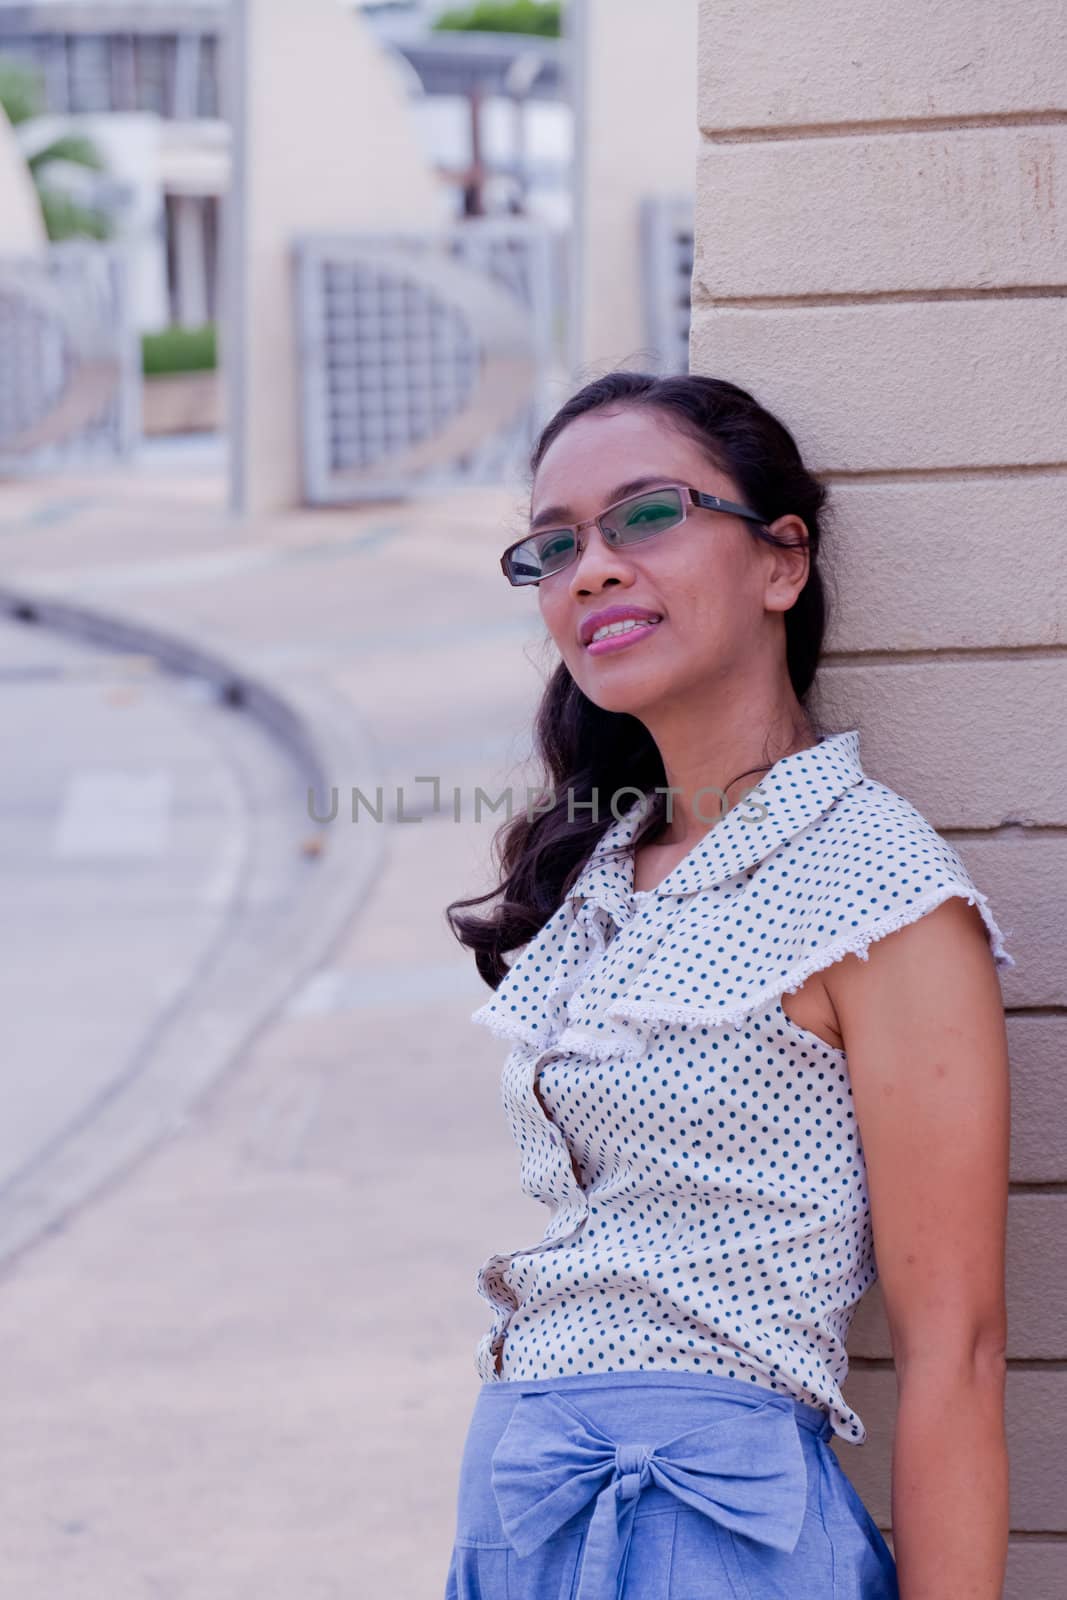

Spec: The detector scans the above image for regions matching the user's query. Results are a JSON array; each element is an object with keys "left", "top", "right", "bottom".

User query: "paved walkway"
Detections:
[{"left": 0, "top": 454, "right": 552, "bottom": 1598}]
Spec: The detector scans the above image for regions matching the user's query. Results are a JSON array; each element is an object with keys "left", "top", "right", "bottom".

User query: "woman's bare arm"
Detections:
[{"left": 826, "top": 894, "right": 1011, "bottom": 1600}]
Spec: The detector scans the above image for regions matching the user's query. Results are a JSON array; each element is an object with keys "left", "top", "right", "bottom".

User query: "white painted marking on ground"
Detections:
[
  {"left": 53, "top": 770, "right": 173, "bottom": 859},
  {"left": 285, "top": 969, "right": 349, "bottom": 1018}
]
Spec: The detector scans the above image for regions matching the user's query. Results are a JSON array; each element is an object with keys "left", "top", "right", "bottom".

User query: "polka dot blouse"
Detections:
[{"left": 468, "top": 729, "right": 1015, "bottom": 1444}]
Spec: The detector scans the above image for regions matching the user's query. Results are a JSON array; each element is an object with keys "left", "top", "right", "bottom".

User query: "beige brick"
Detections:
[
  {"left": 810, "top": 678, "right": 1060, "bottom": 830},
  {"left": 849, "top": 1195, "right": 1067, "bottom": 1358},
  {"left": 698, "top": 0, "right": 1067, "bottom": 130},
  {"left": 1003, "top": 1543, "right": 1067, "bottom": 1600},
  {"left": 821, "top": 476, "right": 1067, "bottom": 650},
  {"left": 948, "top": 834, "right": 1064, "bottom": 1006},
  {"left": 834, "top": 1368, "right": 1067, "bottom": 1529},
  {"left": 1004, "top": 1018, "right": 1067, "bottom": 1181},
  {"left": 690, "top": 299, "right": 1067, "bottom": 471},
  {"left": 813, "top": 661, "right": 1067, "bottom": 826},
  {"left": 696, "top": 128, "right": 1066, "bottom": 297}
]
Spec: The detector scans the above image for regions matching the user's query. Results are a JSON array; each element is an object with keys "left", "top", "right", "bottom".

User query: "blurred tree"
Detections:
[
  {"left": 434, "top": 1, "right": 561, "bottom": 36},
  {"left": 0, "top": 57, "right": 112, "bottom": 240}
]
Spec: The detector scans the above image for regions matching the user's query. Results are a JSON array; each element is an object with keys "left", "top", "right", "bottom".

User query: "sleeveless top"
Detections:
[{"left": 468, "top": 729, "right": 1015, "bottom": 1444}]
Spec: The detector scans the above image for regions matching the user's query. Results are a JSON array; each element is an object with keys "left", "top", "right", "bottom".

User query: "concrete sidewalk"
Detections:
[{"left": 0, "top": 459, "right": 553, "bottom": 1598}]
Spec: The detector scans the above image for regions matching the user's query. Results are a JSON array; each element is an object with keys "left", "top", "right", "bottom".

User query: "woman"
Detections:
[{"left": 444, "top": 372, "right": 1014, "bottom": 1599}]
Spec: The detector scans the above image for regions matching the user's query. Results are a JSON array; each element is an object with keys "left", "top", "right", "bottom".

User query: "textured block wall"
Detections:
[{"left": 692, "top": 3, "right": 1066, "bottom": 1593}]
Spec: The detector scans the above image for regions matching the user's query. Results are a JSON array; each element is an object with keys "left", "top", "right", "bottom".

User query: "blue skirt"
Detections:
[{"left": 444, "top": 1370, "right": 899, "bottom": 1600}]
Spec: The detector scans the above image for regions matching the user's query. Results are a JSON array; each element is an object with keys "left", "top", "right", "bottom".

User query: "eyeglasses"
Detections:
[{"left": 499, "top": 481, "right": 771, "bottom": 587}]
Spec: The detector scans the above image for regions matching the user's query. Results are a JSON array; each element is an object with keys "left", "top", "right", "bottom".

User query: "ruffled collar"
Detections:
[{"left": 565, "top": 729, "right": 865, "bottom": 927}]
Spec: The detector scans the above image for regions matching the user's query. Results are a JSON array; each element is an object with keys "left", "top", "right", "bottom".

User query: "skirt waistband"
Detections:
[{"left": 477, "top": 1367, "right": 834, "bottom": 1440}]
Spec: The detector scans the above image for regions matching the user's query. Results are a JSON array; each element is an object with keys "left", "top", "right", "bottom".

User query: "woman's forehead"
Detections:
[{"left": 533, "top": 409, "right": 725, "bottom": 506}]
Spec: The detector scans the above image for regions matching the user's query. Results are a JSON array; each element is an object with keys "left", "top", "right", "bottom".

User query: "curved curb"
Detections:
[
  {"left": 0, "top": 582, "right": 388, "bottom": 1273},
  {"left": 0, "top": 587, "right": 327, "bottom": 782}
]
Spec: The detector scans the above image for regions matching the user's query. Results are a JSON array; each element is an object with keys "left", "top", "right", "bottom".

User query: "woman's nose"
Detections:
[{"left": 567, "top": 527, "right": 633, "bottom": 592}]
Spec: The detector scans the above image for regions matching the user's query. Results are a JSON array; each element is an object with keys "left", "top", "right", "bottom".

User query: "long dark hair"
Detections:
[{"left": 446, "top": 371, "right": 834, "bottom": 988}]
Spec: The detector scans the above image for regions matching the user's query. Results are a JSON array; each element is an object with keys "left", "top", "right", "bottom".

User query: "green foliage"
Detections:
[
  {"left": 0, "top": 56, "right": 42, "bottom": 125},
  {"left": 433, "top": 1, "right": 561, "bottom": 37},
  {"left": 39, "top": 190, "right": 111, "bottom": 241},
  {"left": 0, "top": 54, "right": 112, "bottom": 240},
  {"left": 27, "top": 131, "right": 106, "bottom": 175},
  {"left": 142, "top": 324, "right": 218, "bottom": 378}
]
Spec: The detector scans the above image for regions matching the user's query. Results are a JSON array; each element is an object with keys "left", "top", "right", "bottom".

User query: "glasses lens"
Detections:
[
  {"left": 600, "top": 486, "right": 685, "bottom": 545},
  {"left": 505, "top": 528, "right": 577, "bottom": 585}
]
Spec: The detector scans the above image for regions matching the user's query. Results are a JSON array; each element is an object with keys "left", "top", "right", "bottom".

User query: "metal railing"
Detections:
[
  {"left": 640, "top": 195, "right": 694, "bottom": 376},
  {"left": 0, "top": 242, "right": 141, "bottom": 472}
]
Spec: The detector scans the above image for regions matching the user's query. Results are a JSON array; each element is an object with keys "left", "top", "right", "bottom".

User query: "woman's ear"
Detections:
[{"left": 764, "top": 515, "right": 811, "bottom": 610}]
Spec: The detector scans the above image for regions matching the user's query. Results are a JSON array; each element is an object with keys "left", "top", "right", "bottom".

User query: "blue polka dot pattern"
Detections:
[{"left": 469, "top": 730, "right": 1015, "bottom": 1445}]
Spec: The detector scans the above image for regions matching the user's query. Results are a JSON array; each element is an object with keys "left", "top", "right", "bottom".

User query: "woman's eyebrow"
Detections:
[{"left": 530, "top": 476, "right": 678, "bottom": 532}]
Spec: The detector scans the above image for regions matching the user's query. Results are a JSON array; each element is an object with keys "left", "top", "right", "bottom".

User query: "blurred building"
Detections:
[{"left": 0, "top": 0, "right": 571, "bottom": 332}]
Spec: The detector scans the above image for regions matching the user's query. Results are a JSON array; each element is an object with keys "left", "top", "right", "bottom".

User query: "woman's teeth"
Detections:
[{"left": 589, "top": 617, "right": 661, "bottom": 644}]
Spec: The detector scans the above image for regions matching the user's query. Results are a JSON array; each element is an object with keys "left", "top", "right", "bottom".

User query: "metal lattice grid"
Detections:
[
  {"left": 294, "top": 218, "right": 561, "bottom": 505},
  {"left": 321, "top": 266, "right": 477, "bottom": 472}
]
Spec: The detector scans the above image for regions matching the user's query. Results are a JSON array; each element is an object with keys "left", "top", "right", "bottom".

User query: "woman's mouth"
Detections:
[{"left": 585, "top": 616, "right": 663, "bottom": 655}]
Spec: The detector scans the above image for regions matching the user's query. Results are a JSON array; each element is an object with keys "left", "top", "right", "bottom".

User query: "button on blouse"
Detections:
[{"left": 468, "top": 730, "right": 1015, "bottom": 1444}]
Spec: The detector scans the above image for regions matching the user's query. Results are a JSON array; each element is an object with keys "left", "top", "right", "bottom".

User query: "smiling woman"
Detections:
[{"left": 443, "top": 372, "right": 1014, "bottom": 1600}]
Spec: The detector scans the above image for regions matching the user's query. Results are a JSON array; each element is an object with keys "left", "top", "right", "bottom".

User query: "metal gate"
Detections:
[{"left": 294, "top": 218, "right": 560, "bottom": 505}]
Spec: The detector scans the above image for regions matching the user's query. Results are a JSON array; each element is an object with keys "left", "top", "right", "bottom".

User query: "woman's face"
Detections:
[{"left": 531, "top": 406, "right": 809, "bottom": 718}]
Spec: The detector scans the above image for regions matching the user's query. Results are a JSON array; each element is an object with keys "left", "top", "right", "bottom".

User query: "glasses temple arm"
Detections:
[{"left": 691, "top": 490, "right": 770, "bottom": 527}]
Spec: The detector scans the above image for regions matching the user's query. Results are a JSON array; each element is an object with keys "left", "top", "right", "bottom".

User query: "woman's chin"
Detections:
[{"left": 578, "top": 675, "right": 666, "bottom": 718}]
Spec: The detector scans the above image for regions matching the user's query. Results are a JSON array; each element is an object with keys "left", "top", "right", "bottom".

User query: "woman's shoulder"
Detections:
[
  {"left": 767, "top": 773, "right": 1016, "bottom": 969},
  {"left": 802, "top": 771, "right": 970, "bottom": 869},
  {"left": 805, "top": 773, "right": 994, "bottom": 888},
  {"left": 602, "top": 776, "right": 1015, "bottom": 1037}
]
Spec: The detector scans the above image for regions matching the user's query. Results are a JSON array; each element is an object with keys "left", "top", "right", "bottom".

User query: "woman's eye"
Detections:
[
  {"left": 625, "top": 502, "right": 676, "bottom": 526},
  {"left": 539, "top": 534, "right": 573, "bottom": 563}
]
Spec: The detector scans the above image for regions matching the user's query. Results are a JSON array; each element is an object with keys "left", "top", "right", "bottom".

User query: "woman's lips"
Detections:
[{"left": 585, "top": 618, "right": 663, "bottom": 656}]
